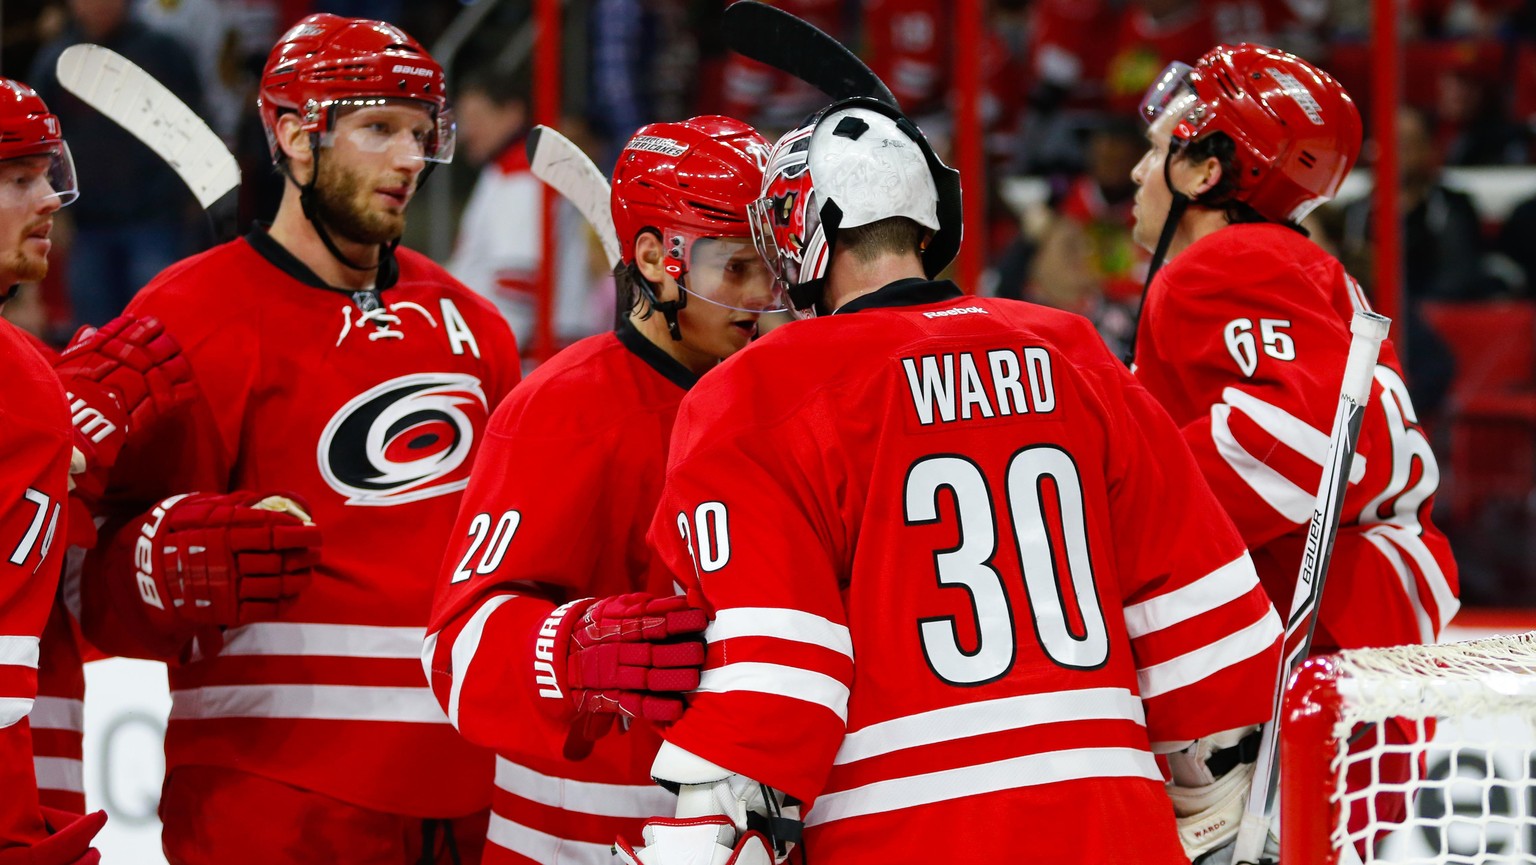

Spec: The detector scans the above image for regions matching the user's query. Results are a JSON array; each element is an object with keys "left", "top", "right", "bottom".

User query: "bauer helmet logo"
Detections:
[
  {"left": 318, "top": 373, "right": 488, "bottom": 506},
  {"left": 1265, "top": 67, "right": 1325, "bottom": 125}
]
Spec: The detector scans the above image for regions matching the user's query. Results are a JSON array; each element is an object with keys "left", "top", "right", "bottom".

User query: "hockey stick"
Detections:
[
  {"left": 55, "top": 44, "right": 240, "bottom": 236},
  {"left": 1232, "top": 310, "right": 1392, "bottom": 865},
  {"left": 720, "top": 1, "right": 898, "bottom": 107},
  {"left": 525, "top": 125, "right": 621, "bottom": 270}
]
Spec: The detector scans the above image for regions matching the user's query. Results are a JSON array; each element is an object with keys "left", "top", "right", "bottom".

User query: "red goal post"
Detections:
[{"left": 1281, "top": 633, "right": 1536, "bottom": 864}]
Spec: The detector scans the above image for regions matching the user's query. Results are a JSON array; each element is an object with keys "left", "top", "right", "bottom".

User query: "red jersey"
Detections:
[
  {"left": 648, "top": 280, "right": 1282, "bottom": 864},
  {"left": 0, "top": 318, "right": 71, "bottom": 850},
  {"left": 1133, "top": 223, "right": 1459, "bottom": 653},
  {"left": 425, "top": 323, "right": 695, "bottom": 864},
  {"left": 84, "top": 229, "right": 521, "bottom": 818}
]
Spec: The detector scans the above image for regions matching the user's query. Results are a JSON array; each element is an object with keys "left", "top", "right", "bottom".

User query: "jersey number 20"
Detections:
[{"left": 905, "top": 446, "right": 1108, "bottom": 686}]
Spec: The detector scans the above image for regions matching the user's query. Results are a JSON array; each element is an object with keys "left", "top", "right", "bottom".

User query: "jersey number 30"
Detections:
[{"left": 906, "top": 446, "right": 1108, "bottom": 686}]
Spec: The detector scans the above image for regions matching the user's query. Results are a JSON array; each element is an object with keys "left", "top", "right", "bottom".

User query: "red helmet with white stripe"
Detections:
[
  {"left": 1140, "top": 43, "right": 1360, "bottom": 224},
  {"left": 258, "top": 14, "right": 453, "bottom": 163}
]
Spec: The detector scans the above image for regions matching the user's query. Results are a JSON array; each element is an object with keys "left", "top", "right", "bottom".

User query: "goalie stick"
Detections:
[
  {"left": 720, "top": 0, "right": 898, "bottom": 107},
  {"left": 1231, "top": 310, "right": 1392, "bottom": 865},
  {"left": 55, "top": 44, "right": 240, "bottom": 236},
  {"left": 525, "top": 125, "right": 621, "bottom": 270}
]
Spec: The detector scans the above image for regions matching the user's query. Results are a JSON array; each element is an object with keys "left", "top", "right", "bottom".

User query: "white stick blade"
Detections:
[
  {"left": 526, "top": 125, "right": 621, "bottom": 269},
  {"left": 56, "top": 44, "right": 240, "bottom": 209}
]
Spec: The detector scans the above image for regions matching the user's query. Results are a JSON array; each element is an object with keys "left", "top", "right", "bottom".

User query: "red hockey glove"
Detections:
[
  {"left": 53, "top": 315, "right": 198, "bottom": 506},
  {"left": 535, "top": 592, "right": 706, "bottom": 735},
  {"left": 615, "top": 817, "right": 775, "bottom": 865},
  {"left": 133, "top": 491, "right": 321, "bottom": 629},
  {"left": 0, "top": 808, "right": 106, "bottom": 865}
]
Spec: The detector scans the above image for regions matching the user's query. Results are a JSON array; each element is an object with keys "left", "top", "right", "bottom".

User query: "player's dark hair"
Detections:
[
  {"left": 1175, "top": 133, "right": 1310, "bottom": 237},
  {"left": 838, "top": 216, "right": 928, "bottom": 264}
]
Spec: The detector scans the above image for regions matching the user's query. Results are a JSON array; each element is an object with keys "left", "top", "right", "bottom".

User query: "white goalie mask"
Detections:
[{"left": 748, "top": 97, "right": 962, "bottom": 315}]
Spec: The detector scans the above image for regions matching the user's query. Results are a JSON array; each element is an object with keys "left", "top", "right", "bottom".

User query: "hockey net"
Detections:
[{"left": 1281, "top": 632, "right": 1536, "bottom": 864}]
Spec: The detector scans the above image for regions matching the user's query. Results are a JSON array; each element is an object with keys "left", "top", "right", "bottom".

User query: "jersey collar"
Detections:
[
  {"left": 616, "top": 319, "right": 700, "bottom": 391},
  {"left": 833, "top": 278, "right": 964, "bottom": 316},
  {"left": 244, "top": 225, "right": 401, "bottom": 297}
]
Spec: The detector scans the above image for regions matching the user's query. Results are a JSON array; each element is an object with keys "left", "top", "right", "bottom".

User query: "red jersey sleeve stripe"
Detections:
[
  {"left": 697, "top": 661, "right": 851, "bottom": 722},
  {"left": 445, "top": 593, "right": 516, "bottom": 728},
  {"left": 1222, "top": 387, "right": 1368, "bottom": 481},
  {"left": 707, "top": 608, "right": 853, "bottom": 658},
  {"left": 494, "top": 759, "right": 674, "bottom": 818},
  {"left": 1124, "top": 554, "right": 1261, "bottom": 639},
  {"left": 1136, "top": 604, "right": 1282, "bottom": 698},
  {"left": 833, "top": 686, "right": 1145, "bottom": 766}
]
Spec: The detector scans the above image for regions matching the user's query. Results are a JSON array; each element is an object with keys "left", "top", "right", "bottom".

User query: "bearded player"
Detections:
[{"left": 78, "top": 15, "right": 520, "bottom": 864}]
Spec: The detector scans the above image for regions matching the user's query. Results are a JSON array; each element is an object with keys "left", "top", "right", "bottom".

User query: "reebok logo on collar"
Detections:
[{"left": 923, "top": 306, "right": 989, "bottom": 319}]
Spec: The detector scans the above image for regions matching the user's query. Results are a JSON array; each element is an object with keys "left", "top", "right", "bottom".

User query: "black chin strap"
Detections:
[
  {"left": 1124, "top": 154, "right": 1191, "bottom": 366},
  {"left": 0, "top": 283, "right": 17, "bottom": 305},
  {"left": 282, "top": 138, "right": 384, "bottom": 275},
  {"left": 634, "top": 266, "right": 688, "bottom": 341}
]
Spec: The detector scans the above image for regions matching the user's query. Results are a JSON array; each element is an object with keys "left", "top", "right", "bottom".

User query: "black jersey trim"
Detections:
[
  {"left": 244, "top": 225, "right": 401, "bottom": 297},
  {"left": 834, "top": 278, "right": 964, "bottom": 315},
  {"left": 616, "top": 319, "right": 699, "bottom": 391}
]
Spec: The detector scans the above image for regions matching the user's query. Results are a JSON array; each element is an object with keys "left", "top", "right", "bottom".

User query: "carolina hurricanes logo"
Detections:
[{"left": 318, "top": 373, "right": 488, "bottom": 506}]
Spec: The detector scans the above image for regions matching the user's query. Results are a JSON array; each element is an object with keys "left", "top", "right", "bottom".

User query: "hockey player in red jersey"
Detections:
[
  {"left": 76, "top": 15, "right": 521, "bottom": 865},
  {"left": 0, "top": 76, "right": 106, "bottom": 865},
  {"left": 1130, "top": 44, "right": 1460, "bottom": 859},
  {"left": 616, "top": 97, "right": 1284, "bottom": 865},
  {"left": 423, "top": 115, "right": 779, "bottom": 865}
]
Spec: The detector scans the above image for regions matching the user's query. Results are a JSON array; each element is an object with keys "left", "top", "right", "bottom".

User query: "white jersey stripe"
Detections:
[
  {"left": 219, "top": 622, "right": 427, "bottom": 659},
  {"left": 1123, "top": 554, "right": 1260, "bottom": 639},
  {"left": 495, "top": 756, "right": 675, "bottom": 817},
  {"left": 28, "top": 697, "right": 84, "bottom": 732},
  {"left": 1211, "top": 403, "right": 1314, "bottom": 523},
  {"left": 807, "top": 746, "right": 1161, "bottom": 826},
  {"left": 486, "top": 812, "right": 614, "bottom": 865},
  {"left": 698, "top": 662, "right": 850, "bottom": 722},
  {"left": 1138, "top": 608, "right": 1282, "bottom": 699},
  {"left": 0, "top": 635, "right": 40, "bottom": 668},
  {"left": 33, "top": 756, "right": 83, "bottom": 794},
  {"left": 834, "top": 687, "right": 1145, "bottom": 766},
  {"left": 1222, "top": 387, "right": 1368, "bottom": 481},
  {"left": 170, "top": 684, "right": 452, "bottom": 724},
  {"left": 1366, "top": 524, "right": 1460, "bottom": 636},
  {"left": 706, "top": 608, "right": 853, "bottom": 658},
  {"left": 0, "top": 697, "right": 34, "bottom": 728},
  {"left": 448, "top": 594, "right": 515, "bottom": 729},
  {"left": 1362, "top": 533, "right": 1434, "bottom": 644}
]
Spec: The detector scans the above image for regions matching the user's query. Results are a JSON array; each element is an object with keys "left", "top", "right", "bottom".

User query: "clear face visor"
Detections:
[
  {"left": 0, "top": 144, "right": 78, "bottom": 209},
  {"left": 1139, "top": 62, "right": 1213, "bottom": 141},
  {"left": 669, "top": 233, "right": 787, "bottom": 313},
  {"left": 318, "top": 97, "right": 456, "bottom": 164}
]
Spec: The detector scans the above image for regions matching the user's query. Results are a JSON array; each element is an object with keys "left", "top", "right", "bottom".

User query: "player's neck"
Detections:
[
  {"left": 629, "top": 309, "right": 716, "bottom": 376},
  {"left": 1166, "top": 208, "right": 1231, "bottom": 259},
  {"left": 825, "top": 249, "right": 926, "bottom": 312},
  {"left": 268, "top": 196, "right": 382, "bottom": 291}
]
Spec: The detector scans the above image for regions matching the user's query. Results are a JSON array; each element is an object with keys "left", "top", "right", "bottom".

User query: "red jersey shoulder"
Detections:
[
  {"left": 395, "top": 246, "right": 504, "bottom": 323},
  {"left": 0, "top": 319, "right": 69, "bottom": 436},
  {"left": 1159, "top": 224, "right": 1338, "bottom": 300},
  {"left": 488, "top": 331, "right": 648, "bottom": 437},
  {"left": 130, "top": 238, "right": 252, "bottom": 307}
]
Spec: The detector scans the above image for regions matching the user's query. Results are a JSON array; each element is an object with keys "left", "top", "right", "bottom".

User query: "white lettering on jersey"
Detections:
[
  {"left": 440, "top": 298, "right": 481, "bottom": 358},
  {"left": 921, "top": 306, "right": 989, "bottom": 319},
  {"left": 903, "top": 347, "right": 1057, "bottom": 426}
]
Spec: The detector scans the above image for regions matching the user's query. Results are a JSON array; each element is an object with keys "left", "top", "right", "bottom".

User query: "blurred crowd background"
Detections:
[{"left": 3, "top": 0, "right": 1535, "bottom": 607}]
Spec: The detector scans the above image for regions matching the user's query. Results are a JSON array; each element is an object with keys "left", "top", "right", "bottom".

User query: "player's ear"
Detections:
[
  {"left": 1189, "top": 155, "right": 1223, "bottom": 198},
  {"left": 276, "top": 114, "right": 314, "bottom": 176},
  {"left": 634, "top": 232, "right": 675, "bottom": 297}
]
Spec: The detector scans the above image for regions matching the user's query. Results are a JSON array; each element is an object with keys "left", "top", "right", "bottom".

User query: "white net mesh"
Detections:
[{"left": 1326, "top": 633, "right": 1536, "bottom": 863}]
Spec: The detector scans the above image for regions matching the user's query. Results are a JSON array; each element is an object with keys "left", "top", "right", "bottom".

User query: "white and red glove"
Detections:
[
  {"left": 131, "top": 491, "right": 321, "bottom": 629},
  {"left": 54, "top": 315, "right": 199, "bottom": 498},
  {"left": 534, "top": 593, "right": 706, "bottom": 752},
  {"left": 615, "top": 817, "right": 774, "bottom": 865},
  {"left": 0, "top": 809, "right": 107, "bottom": 865}
]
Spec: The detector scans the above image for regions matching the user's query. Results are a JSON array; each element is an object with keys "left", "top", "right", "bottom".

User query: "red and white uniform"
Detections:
[
  {"left": 425, "top": 322, "right": 697, "bottom": 864},
  {"left": 0, "top": 317, "right": 71, "bottom": 851},
  {"left": 83, "top": 229, "right": 520, "bottom": 825},
  {"left": 649, "top": 280, "right": 1282, "bottom": 863},
  {"left": 1133, "top": 223, "right": 1459, "bottom": 654}
]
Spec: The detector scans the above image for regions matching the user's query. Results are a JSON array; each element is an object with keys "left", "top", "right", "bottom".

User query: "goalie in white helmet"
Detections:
[{"left": 616, "top": 96, "right": 1282, "bottom": 865}]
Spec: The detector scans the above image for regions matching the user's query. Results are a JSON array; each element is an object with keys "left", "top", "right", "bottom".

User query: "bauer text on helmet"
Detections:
[{"left": 1138, "top": 43, "right": 1361, "bottom": 225}]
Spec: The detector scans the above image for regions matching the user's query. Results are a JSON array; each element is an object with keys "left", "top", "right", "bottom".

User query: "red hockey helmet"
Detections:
[
  {"left": 611, "top": 115, "right": 785, "bottom": 312},
  {"left": 1139, "top": 43, "right": 1361, "bottom": 224},
  {"left": 0, "top": 78, "right": 76, "bottom": 207},
  {"left": 258, "top": 14, "right": 453, "bottom": 163}
]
